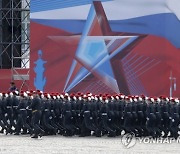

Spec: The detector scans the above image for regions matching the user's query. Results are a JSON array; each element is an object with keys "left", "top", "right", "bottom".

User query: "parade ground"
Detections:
[{"left": 0, "top": 134, "right": 180, "bottom": 154}]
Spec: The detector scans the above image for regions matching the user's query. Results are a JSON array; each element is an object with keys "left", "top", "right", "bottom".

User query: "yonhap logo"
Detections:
[
  {"left": 121, "top": 133, "right": 136, "bottom": 148},
  {"left": 121, "top": 133, "right": 180, "bottom": 148}
]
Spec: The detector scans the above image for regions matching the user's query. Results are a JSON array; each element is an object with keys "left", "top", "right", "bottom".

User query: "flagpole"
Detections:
[{"left": 169, "top": 71, "right": 176, "bottom": 98}]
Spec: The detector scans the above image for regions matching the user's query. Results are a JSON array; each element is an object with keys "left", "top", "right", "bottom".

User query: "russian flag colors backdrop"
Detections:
[{"left": 30, "top": 0, "right": 180, "bottom": 97}]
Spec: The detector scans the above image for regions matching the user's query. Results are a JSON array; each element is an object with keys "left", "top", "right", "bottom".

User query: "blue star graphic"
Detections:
[{"left": 64, "top": 1, "right": 139, "bottom": 93}]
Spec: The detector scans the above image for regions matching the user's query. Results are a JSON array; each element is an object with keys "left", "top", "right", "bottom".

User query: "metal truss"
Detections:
[{"left": 0, "top": 0, "right": 30, "bottom": 90}]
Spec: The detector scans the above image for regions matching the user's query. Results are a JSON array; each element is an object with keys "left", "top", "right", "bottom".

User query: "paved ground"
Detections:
[{"left": 0, "top": 134, "right": 180, "bottom": 154}]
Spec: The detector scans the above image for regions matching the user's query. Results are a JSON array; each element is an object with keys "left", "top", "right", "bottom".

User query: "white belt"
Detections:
[{"left": 102, "top": 113, "right": 107, "bottom": 115}]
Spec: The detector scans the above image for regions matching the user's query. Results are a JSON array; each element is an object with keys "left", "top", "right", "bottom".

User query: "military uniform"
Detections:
[
  {"left": 0, "top": 91, "right": 179, "bottom": 139},
  {"left": 30, "top": 95, "right": 44, "bottom": 138}
]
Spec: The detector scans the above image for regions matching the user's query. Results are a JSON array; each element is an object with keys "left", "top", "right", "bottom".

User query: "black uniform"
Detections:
[
  {"left": 30, "top": 96, "right": 44, "bottom": 138},
  {"left": 0, "top": 98, "right": 7, "bottom": 133},
  {"left": 146, "top": 102, "right": 157, "bottom": 137},
  {"left": 4, "top": 96, "right": 14, "bottom": 134},
  {"left": 15, "top": 98, "right": 31, "bottom": 135},
  {"left": 169, "top": 102, "right": 179, "bottom": 139}
]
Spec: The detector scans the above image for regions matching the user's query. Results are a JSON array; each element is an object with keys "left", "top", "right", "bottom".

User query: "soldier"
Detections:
[
  {"left": 48, "top": 94, "right": 59, "bottom": 134},
  {"left": 169, "top": 98, "right": 179, "bottom": 139},
  {"left": 53, "top": 94, "right": 65, "bottom": 134},
  {"left": 159, "top": 97, "right": 170, "bottom": 137},
  {"left": 79, "top": 96, "right": 89, "bottom": 136},
  {"left": 131, "top": 96, "right": 139, "bottom": 136},
  {"left": 135, "top": 96, "right": 144, "bottom": 137},
  {"left": 11, "top": 92, "right": 19, "bottom": 133},
  {"left": 70, "top": 94, "right": 80, "bottom": 135},
  {"left": 41, "top": 94, "right": 57, "bottom": 135},
  {"left": 153, "top": 97, "right": 162, "bottom": 137},
  {"left": 30, "top": 92, "right": 44, "bottom": 138},
  {"left": 141, "top": 95, "right": 148, "bottom": 136},
  {"left": 131, "top": 96, "right": 142, "bottom": 137},
  {"left": 4, "top": 93, "right": 14, "bottom": 134},
  {"left": 116, "top": 95, "right": 125, "bottom": 134},
  {"left": 146, "top": 97, "right": 157, "bottom": 137},
  {"left": 80, "top": 96, "right": 97, "bottom": 137},
  {"left": 75, "top": 95, "right": 84, "bottom": 135},
  {"left": 91, "top": 95, "right": 101, "bottom": 136},
  {"left": 0, "top": 93, "right": 7, "bottom": 133},
  {"left": 15, "top": 93, "right": 32, "bottom": 135},
  {"left": 123, "top": 97, "right": 133, "bottom": 134},
  {"left": 107, "top": 95, "right": 120, "bottom": 135},
  {"left": 26, "top": 93, "right": 33, "bottom": 133},
  {"left": 62, "top": 96, "right": 76, "bottom": 136},
  {"left": 98, "top": 97, "right": 116, "bottom": 137}
]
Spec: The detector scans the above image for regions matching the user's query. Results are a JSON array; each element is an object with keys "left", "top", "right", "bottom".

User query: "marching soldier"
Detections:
[
  {"left": 30, "top": 92, "right": 44, "bottom": 138},
  {"left": 0, "top": 90, "right": 179, "bottom": 139},
  {"left": 15, "top": 93, "right": 31, "bottom": 135},
  {"left": 0, "top": 93, "right": 7, "bottom": 133},
  {"left": 169, "top": 99, "right": 179, "bottom": 139}
]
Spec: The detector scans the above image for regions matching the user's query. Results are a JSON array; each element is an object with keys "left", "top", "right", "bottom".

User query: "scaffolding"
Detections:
[{"left": 0, "top": 0, "right": 30, "bottom": 90}]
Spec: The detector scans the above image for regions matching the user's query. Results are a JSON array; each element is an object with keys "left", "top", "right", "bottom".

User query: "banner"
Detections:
[{"left": 30, "top": 0, "right": 180, "bottom": 97}]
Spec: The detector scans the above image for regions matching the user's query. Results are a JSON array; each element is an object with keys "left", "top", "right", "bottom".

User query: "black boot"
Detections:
[{"left": 31, "top": 134, "right": 38, "bottom": 138}]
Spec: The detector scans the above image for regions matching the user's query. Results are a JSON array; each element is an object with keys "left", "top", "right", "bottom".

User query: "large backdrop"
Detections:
[{"left": 30, "top": 0, "right": 180, "bottom": 97}]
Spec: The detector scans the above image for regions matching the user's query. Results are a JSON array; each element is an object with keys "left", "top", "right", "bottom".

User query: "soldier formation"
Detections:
[{"left": 0, "top": 90, "right": 179, "bottom": 139}]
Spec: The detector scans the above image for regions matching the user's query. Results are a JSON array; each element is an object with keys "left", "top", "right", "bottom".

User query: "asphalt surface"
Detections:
[{"left": 0, "top": 134, "right": 180, "bottom": 154}]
